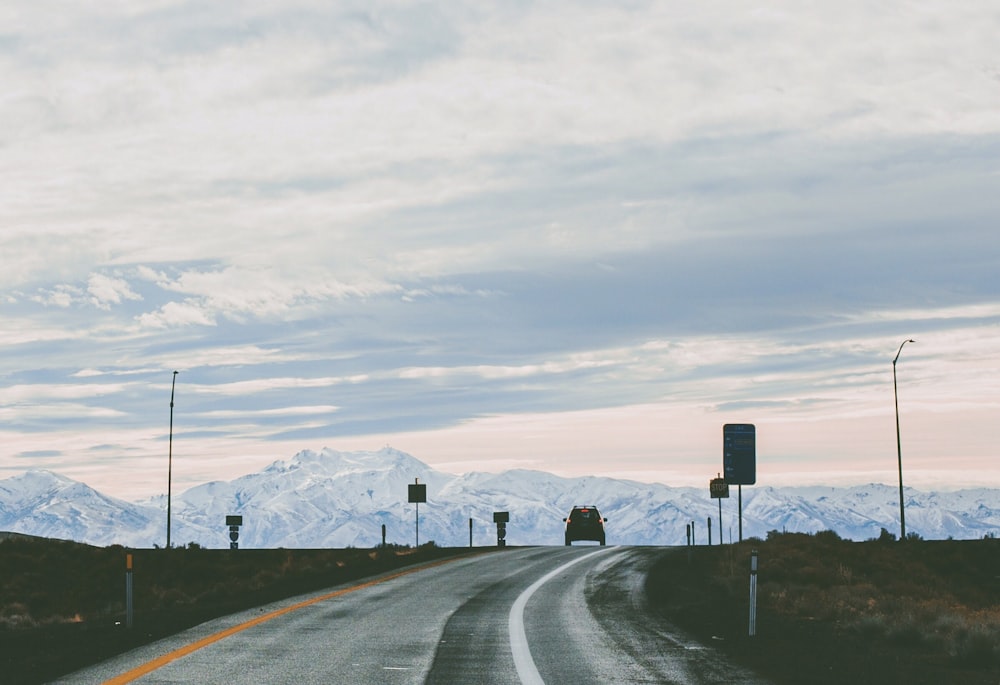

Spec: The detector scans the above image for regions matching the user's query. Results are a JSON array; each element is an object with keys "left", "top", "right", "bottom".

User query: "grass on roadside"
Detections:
[{"left": 646, "top": 532, "right": 1000, "bottom": 685}]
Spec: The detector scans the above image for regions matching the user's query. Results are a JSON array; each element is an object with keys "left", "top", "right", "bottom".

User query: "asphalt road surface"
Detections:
[{"left": 54, "top": 546, "right": 771, "bottom": 684}]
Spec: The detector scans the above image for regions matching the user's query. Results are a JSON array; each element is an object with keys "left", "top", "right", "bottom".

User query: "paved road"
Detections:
[{"left": 54, "top": 547, "right": 770, "bottom": 684}]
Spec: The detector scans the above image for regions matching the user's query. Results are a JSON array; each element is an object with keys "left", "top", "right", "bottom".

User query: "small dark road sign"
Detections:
[
  {"left": 710, "top": 477, "right": 730, "bottom": 498},
  {"left": 408, "top": 483, "right": 427, "bottom": 503}
]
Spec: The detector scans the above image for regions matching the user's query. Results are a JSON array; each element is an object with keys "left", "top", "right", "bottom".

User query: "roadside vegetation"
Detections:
[
  {"left": 646, "top": 531, "right": 1000, "bottom": 684},
  {"left": 0, "top": 535, "right": 473, "bottom": 685}
]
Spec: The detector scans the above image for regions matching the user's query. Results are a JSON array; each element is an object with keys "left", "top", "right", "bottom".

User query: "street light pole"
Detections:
[
  {"left": 893, "top": 339, "right": 914, "bottom": 541},
  {"left": 166, "top": 370, "right": 178, "bottom": 549}
]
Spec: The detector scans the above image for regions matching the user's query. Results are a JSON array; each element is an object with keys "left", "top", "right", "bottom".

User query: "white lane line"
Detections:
[{"left": 508, "top": 547, "right": 617, "bottom": 685}]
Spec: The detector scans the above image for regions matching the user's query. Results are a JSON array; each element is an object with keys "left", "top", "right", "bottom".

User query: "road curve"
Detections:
[{"left": 54, "top": 547, "right": 770, "bottom": 685}]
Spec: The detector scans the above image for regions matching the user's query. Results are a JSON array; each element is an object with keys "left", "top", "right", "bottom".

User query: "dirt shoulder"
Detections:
[{"left": 644, "top": 534, "right": 1000, "bottom": 685}]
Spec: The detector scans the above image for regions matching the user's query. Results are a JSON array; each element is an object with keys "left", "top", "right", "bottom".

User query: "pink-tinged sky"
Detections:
[{"left": 1, "top": 2, "right": 999, "bottom": 500}]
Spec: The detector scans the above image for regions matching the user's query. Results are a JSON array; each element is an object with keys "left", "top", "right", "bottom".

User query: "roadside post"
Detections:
[
  {"left": 469, "top": 518, "right": 473, "bottom": 548},
  {"left": 125, "top": 552, "right": 133, "bottom": 629},
  {"left": 749, "top": 549, "right": 759, "bottom": 637},
  {"left": 710, "top": 475, "right": 729, "bottom": 545},
  {"left": 691, "top": 520, "right": 696, "bottom": 546},
  {"left": 408, "top": 479, "right": 427, "bottom": 547},
  {"left": 381, "top": 523, "right": 387, "bottom": 547},
  {"left": 707, "top": 517, "right": 712, "bottom": 546},
  {"left": 493, "top": 511, "right": 509, "bottom": 548}
]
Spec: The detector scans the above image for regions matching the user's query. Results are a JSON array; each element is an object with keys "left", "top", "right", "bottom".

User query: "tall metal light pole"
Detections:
[
  {"left": 893, "top": 339, "right": 914, "bottom": 541},
  {"left": 166, "top": 370, "right": 178, "bottom": 549}
]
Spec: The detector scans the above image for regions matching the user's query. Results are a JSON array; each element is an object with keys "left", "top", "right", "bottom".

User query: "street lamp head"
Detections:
[
  {"left": 169, "top": 370, "right": 178, "bottom": 406},
  {"left": 893, "top": 339, "right": 915, "bottom": 365}
]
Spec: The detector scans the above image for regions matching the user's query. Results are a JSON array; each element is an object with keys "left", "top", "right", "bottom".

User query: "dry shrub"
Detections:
[
  {"left": 882, "top": 610, "right": 930, "bottom": 647},
  {"left": 950, "top": 623, "right": 999, "bottom": 666},
  {"left": 747, "top": 534, "right": 1000, "bottom": 669},
  {"left": 934, "top": 609, "right": 1000, "bottom": 666},
  {"left": 0, "top": 603, "right": 36, "bottom": 629}
]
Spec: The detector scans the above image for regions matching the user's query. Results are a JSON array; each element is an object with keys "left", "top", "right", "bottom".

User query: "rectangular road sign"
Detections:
[
  {"left": 710, "top": 477, "right": 730, "bottom": 498},
  {"left": 408, "top": 483, "right": 427, "bottom": 503},
  {"left": 723, "top": 423, "right": 756, "bottom": 485}
]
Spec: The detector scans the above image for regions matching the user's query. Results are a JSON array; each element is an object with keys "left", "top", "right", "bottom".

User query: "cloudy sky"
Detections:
[{"left": 2, "top": 1, "right": 999, "bottom": 500}]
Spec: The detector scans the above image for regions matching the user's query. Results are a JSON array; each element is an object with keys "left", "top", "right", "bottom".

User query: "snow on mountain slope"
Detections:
[
  {"left": 171, "top": 448, "right": 454, "bottom": 548},
  {"left": 2, "top": 448, "right": 999, "bottom": 548},
  {"left": 0, "top": 470, "right": 165, "bottom": 546}
]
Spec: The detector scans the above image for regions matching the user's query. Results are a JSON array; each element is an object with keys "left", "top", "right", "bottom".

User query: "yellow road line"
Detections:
[{"left": 103, "top": 555, "right": 472, "bottom": 685}]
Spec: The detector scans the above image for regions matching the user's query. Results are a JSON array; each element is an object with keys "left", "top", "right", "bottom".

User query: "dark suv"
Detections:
[{"left": 563, "top": 505, "right": 606, "bottom": 546}]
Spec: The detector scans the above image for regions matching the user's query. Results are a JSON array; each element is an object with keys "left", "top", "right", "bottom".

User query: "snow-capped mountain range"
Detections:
[{"left": 2, "top": 447, "right": 998, "bottom": 548}]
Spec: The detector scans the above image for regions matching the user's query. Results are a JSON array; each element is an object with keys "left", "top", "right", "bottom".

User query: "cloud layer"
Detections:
[{"left": 2, "top": 1, "right": 999, "bottom": 497}]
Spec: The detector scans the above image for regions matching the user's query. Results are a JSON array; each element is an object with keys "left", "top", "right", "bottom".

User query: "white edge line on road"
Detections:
[{"left": 508, "top": 547, "right": 618, "bottom": 685}]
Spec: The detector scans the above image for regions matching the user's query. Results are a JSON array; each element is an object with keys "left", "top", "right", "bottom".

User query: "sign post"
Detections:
[
  {"left": 710, "top": 475, "right": 729, "bottom": 545},
  {"left": 408, "top": 479, "right": 427, "bottom": 547},
  {"left": 723, "top": 424, "right": 756, "bottom": 542},
  {"left": 749, "top": 549, "right": 759, "bottom": 637}
]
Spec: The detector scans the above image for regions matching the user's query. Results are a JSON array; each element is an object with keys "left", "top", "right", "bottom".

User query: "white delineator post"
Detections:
[{"left": 125, "top": 552, "right": 134, "bottom": 629}]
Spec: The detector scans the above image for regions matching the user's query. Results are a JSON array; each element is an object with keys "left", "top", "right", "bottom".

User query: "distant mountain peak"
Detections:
[
  {"left": 7, "top": 468, "right": 73, "bottom": 486},
  {"left": 0, "top": 469, "right": 78, "bottom": 503},
  {"left": 263, "top": 446, "right": 433, "bottom": 477}
]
